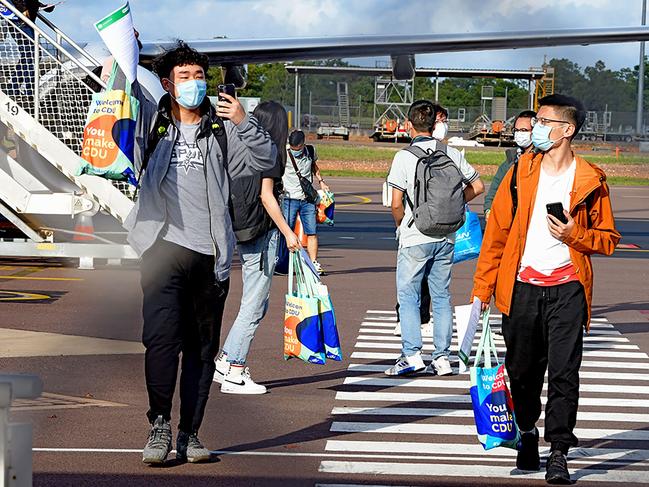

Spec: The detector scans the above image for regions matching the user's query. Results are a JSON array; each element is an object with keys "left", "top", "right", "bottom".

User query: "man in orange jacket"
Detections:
[{"left": 471, "top": 94, "right": 620, "bottom": 485}]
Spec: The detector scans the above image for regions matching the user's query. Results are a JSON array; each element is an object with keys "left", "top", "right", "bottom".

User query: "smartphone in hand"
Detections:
[
  {"left": 217, "top": 83, "right": 236, "bottom": 102},
  {"left": 546, "top": 202, "right": 568, "bottom": 224}
]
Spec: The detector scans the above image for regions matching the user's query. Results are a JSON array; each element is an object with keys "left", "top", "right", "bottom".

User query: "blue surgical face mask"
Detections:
[
  {"left": 168, "top": 79, "right": 207, "bottom": 109},
  {"left": 531, "top": 123, "right": 555, "bottom": 152},
  {"left": 290, "top": 148, "right": 303, "bottom": 157}
]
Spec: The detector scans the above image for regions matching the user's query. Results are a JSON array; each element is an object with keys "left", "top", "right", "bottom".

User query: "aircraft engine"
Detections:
[
  {"left": 391, "top": 54, "right": 416, "bottom": 80},
  {"left": 222, "top": 64, "right": 248, "bottom": 89}
]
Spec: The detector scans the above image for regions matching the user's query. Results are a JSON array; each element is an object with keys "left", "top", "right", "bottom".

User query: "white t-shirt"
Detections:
[
  {"left": 283, "top": 146, "right": 317, "bottom": 200},
  {"left": 387, "top": 138, "right": 480, "bottom": 249},
  {"left": 519, "top": 159, "right": 576, "bottom": 275}
]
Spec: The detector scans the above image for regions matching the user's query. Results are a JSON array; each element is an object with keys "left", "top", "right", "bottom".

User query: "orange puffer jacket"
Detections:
[{"left": 471, "top": 152, "right": 621, "bottom": 331}]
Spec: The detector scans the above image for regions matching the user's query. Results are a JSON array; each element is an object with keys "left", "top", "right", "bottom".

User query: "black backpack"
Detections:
[
  {"left": 404, "top": 143, "right": 466, "bottom": 236},
  {"left": 229, "top": 172, "right": 272, "bottom": 243}
]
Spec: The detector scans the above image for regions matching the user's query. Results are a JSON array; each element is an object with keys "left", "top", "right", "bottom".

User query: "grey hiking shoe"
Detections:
[
  {"left": 176, "top": 431, "right": 212, "bottom": 463},
  {"left": 142, "top": 415, "right": 172, "bottom": 464}
]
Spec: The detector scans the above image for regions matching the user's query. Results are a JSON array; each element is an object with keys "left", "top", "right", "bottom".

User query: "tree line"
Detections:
[{"left": 208, "top": 57, "right": 649, "bottom": 116}]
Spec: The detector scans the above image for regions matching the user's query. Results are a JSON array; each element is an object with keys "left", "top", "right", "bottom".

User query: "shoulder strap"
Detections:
[
  {"left": 210, "top": 119, "right": 228, "bottom": 167},
  {"left": 436, "top": 141, "right": 447, "bottom": 154},
  {"left": 510, "top": 159, "right": 519, "bottom": 218},
  {"left": 140, "top": 113, "right": 170, "bottom": 179},
  {"left": 305, "top": 144, "right": 315, "bottom": 161},
  {"left": 403, "top": 145, "right": 430, "bottom": 159},
  {"left": 288, "top": 150, "right": 304, "bottom": 178}
]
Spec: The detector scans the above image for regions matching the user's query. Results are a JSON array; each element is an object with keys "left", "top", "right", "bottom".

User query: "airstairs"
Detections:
[{"left": 0, "top": 0, "right": 136, "bottom": 266}]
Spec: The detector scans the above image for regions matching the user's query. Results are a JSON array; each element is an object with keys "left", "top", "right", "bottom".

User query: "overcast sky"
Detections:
[{"left": 48, "top": 0, "right": 648, "bottom": 72}]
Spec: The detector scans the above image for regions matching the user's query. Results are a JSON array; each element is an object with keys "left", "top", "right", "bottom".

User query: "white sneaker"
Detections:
[
  {"left": 393, "top": 322, "right": 432, "bottom": 337},
  {"left": 429, "top": 356, "right": 453, "bottom": 376},
  {"left": 213, "top": 354, "right": 229, "bottom": 384},
  {"left": 221, "top": 368, "right": 267, "bottom": 394},
  {"left": 384, "top": 352, "right": 426, "bottom": 376},
  {"left": 312, "top": 260, "right": 325, "bottom": 276}
]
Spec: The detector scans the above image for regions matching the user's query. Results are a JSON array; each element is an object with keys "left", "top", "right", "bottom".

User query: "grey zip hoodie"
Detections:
[{"left": 123, "top": 87, "right": 276, "bottom": 281}]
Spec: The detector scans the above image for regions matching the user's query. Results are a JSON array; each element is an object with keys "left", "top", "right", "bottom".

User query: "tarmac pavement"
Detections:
[{"left": 0, "top": 177, "right": 647, "bottom": 486}]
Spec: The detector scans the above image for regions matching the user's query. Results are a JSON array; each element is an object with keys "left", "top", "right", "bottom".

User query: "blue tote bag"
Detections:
[
  {"left": 454, "top": 206, "right": 483, "bottom": 264},
  {"left": 469, "top": 312, "right": 521, "bottom": 450}
]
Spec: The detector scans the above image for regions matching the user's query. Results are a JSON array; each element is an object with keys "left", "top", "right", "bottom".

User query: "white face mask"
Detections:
[
  {"left": 432, "top": 121, "right": 449, "bottom": 141},
  {"left": 514, "top": 130, "right": 532, "bottom": 149}
]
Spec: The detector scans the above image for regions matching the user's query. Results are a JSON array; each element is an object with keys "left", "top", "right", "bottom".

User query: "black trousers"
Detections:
[
  {"left": 141, "top": 239, "right": 229, "bottom": 434},
  {"left": 396, "top": 278, "right": 431, "bottom": 324},
  {"left": 502, "top": 281, "right": 586, "bottom": 454}
]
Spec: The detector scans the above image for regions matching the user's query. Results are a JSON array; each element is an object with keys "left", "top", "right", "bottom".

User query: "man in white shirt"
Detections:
[
  {"left": 386, "top": 100, "right": 484, "bottom": 376},
  {"left": 282, "top": 130, "right": 330, "bottom": 275}
]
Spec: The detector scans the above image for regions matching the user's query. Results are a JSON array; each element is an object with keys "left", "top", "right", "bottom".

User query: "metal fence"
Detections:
[{"left": 0, "top": 3, "right": 135, "bottom": 196}]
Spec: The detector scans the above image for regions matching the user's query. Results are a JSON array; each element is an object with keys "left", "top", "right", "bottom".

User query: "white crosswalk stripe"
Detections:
[{"left": 319, "top": 310, "right": 649, "bottom": 485}]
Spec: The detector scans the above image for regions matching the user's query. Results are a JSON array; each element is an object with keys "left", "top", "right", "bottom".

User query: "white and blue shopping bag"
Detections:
[
  {"left": 469, "top": 311, "right": 521, "bottom": 450},
  {"left": 454, "top": 206, "right": 483, "bottom": 264}
]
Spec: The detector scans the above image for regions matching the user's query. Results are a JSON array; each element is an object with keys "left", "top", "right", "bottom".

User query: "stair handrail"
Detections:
[
  {"left": 0, "top": 0, "right": 105, "bottom": 89},
  {"left": 35, "top": 11, "right": 103, "bottom": 69}
]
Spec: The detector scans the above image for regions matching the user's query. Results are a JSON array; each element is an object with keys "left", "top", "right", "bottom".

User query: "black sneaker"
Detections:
[
  {"left": 545, "top": 450, "right": 571, "bottom": 485},
  {"left": 516, "top": 428, "right": 540, "bottom": 471},
  {"left": 176, "top": 431, "right": 212, "bottom": 463}
]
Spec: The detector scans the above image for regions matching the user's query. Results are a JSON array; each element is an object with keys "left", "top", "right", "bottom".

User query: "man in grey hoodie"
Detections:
[{"left": 123, "top": 41, "right": 276, "bottom": 465}]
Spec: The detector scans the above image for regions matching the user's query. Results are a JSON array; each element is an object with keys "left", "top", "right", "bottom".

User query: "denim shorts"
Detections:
[{"left": 282, "top": 198, "right": 317, "bottom": 235}]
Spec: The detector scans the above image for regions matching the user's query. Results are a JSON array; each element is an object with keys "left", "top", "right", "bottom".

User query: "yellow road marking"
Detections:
[
  {"left": 0, "top": 275, "right": 82, "bottom": 281},
  {"left": 0, "top": 290, "right": 52, "bottom": 301},
  {"left": 337, "top": 194, "right": 372, "bottom": 208}
]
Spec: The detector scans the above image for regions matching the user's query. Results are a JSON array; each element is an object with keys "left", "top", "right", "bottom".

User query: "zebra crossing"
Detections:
[{"left": 318, "top": 309, "right": 649, "bottom": 484}]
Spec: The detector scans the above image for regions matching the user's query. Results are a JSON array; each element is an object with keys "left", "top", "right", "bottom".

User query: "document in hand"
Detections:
[
  {"left": 456, "top": 297, "right": 482, "bottom": 371},
  {"left": 95, "top": 2, "right": 139, "bottom": 83}
]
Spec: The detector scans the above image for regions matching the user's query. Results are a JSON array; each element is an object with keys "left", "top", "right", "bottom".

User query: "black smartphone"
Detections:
[
  {"left": 546, "top": 202, "right": 568, "bottom": 224},
  {"left": 217, "top": 83, "right": 236, "bottom": 101}
]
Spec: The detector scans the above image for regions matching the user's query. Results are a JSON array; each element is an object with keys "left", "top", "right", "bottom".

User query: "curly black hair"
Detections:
[{"left": 151, "top": 40, "right": 210, "bottom": 80}]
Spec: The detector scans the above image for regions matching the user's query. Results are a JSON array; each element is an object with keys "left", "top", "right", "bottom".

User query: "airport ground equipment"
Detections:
[
  {"left": 284, "top": 65, "right": 544, "bottom": 139},
  {"left": 0, "top": 374, "right": 42, "bottom": 487},
  {"left": 0, "top": 0, "right": 137, "bottom": 267},
  {"left": 316, "top": 82, "right": 350, "bottom": 140},
  {"left": 578, "top": 110, "right": 635, "bottom": 142},
  {"left": 370, "top": 77, "right": 413, "bottom": 142}
]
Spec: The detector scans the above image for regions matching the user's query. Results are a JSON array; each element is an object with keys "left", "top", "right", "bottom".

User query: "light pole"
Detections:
[{"left": 637, "top": 0, "right": 647, "bottom": 135}]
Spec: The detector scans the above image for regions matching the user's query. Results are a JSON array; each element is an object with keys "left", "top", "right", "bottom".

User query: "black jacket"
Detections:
[{"left": 10, "top": 1, "right": 54, "bottom": 21}]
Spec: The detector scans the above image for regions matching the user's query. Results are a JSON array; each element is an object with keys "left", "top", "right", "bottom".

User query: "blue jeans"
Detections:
[
  {"left": 282, "top": 198, "right": 317, "bottom": 235},
  {"left": 396, "top": 240, "right": 454, "bottom": 359},
  {"left": 222, "top": 229, "right": 279, "bottom": 364}
]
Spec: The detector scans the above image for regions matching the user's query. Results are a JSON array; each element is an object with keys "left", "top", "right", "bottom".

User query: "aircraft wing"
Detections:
[{"left": 139, "top": 26, "right": 649, "bottom": 65}]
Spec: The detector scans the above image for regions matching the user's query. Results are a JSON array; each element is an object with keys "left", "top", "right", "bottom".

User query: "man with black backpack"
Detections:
[
  {"left": 123, "top": 41, "right": 276, "bottom": 465},
  {"left": 386, "top": 100, "right": 484, "bottom": 377}
]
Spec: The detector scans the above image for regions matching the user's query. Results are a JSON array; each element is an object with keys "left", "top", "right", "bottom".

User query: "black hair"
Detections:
[
  {"left": 253, "top": 101, "right": 288, "bottom": 168},
  {"left": 515, "top": 110, "right": 536, "bottom": 124},
  {"left": 151, "top": 40, "right": 209, "bottom": 80},
  {"left": 538, "top": 94, "right": 586, "bottom": 138},
  {"left": 288, "top": 130, "right": 305, "bottom": 147},
  {"left": 432, "top": 103, "right": 448, "bottom": 119},
  {"left": 407, "top": 100, "right": 437, "bottom": 133}
]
